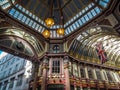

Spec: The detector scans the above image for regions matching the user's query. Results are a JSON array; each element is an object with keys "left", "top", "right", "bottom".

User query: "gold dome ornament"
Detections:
[
  {"left": 42, "top": 30, "right": 51, "bottom": 38},
  {"left": 45, "top": 18, "right": 54, "bottom": 27},
  {"left": 57, "top": 28, "right": 65, "bottom": 35}
]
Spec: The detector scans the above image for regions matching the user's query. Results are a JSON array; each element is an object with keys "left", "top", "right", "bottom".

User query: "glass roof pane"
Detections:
[
  {"left": 14, "top": 11, "right": 19, "bottom": 18},
  {"left": 75, "top": 22, "right": 79, "bottom": 28},
  {"left": 103, "top": 0, "right": 110, "bottom": 3},
  {"left": 1, "top": 2, "right": 11, "bottom": 9},
  {"left": 78, "top": 19, "right": 82, "bottom": 26},
  {"left": 0, "top": 0, "right": 111, "bottom": 38},
  {"left": 25, "top": 18, "right": 30, "bottom": 24},
  {"left": 21, "top": 16, "right": 27, "bottom": 22},
  {"left": 81, "top": 17, "right": 86, "bottom": 24},
  {"left": 9, "top": 8, "right": 16, "bottom": 15},
  {"left": 35, "top": 24, "right": 39, "bottom": 30},
  {"left": 94, "top": 7, "right": 101, "bottom": 14},
  {"left": 72, "top": 24, "right": 77, "bottom": 30},
  {"left": 70, "top": 26, "right": 73, "bottom": 31},
  {"left": 28, "top": 20, "right": 33, "bottom": 26},
  {"left": 84, "top": 15, "right": 89, "bottom": 21},
  {"left": 99, "top": 0, "right": 107, "bottom": 8},
  {"left": 87, "top": 12, "right": 93, "bottom": 19},
  {"left": 18, "top": 13, "right": 23, "bottom": 20},
  {"left": 91, "top": 9, "right": 97, "bottom": 16}
]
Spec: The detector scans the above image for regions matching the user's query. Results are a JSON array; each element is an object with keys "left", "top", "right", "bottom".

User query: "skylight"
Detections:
[
  {"left": 76, "top": 26, "right": 120, "bottom": 60},
  {"left": 0, "top": 0, "right": 110, "bottom": 38}
]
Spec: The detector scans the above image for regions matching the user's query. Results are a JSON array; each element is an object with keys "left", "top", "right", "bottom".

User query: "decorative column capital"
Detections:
[
  {"left": 64, "top": 56, "right": 69, "bottom": 69},
  {"left": 63, "top": 56, "right": 69, "bottom": 63},
  {"left": 43, "top": 56, "right": 49, "bottom": 64},
  {"left": 42, "top": 56, "right": 49, "bottom": 69}
]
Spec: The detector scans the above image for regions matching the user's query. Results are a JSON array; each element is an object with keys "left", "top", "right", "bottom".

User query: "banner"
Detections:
[{"left": 96, "top": 42, "right": 107, "bottom": 64}]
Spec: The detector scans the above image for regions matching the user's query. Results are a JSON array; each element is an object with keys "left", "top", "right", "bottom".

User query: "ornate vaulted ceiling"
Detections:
[
  {"left": 68, "top": 26, "right": 120, "bottom": 68},
  {"left": 0, "top": 0, "right": 120, "bottom": 68},
  {"left": 0, "top": 0, "right": 113, "bottom": 38},
  {"left": 0, "top": 26, "right": 46, "bottom": 61}
]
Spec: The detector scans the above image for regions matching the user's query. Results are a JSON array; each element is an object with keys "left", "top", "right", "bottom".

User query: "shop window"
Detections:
[
  {"left": 96, "top": 69, "right": 102, "bottom": 80},
  {"left": 80, "top": 68, "right": 85, "bottom": 78},
  {"left": 77, "top": 86, "right": 81, "bottom": 90},
  {"left": 106, "top": 71, "right": 113, "bottom": 81},
  {"left": 47, "top": 84, "right": 64, "bottom": 90},
  {"left": 70, "top": 85, "right": 74, "bottom": 90},
  {"left": 88, "top": 69, "right": 93, "bottom": 79},
  {"left": 52, "top": 60, "right": 60, "bottom": 73}
]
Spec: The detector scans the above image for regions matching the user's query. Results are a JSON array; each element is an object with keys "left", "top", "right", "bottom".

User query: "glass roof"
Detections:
[
  {"left": 69, "top": 26, "right": 120, "bottom": 67},
  {"left": 0, "top": 0, "right": 110, "bottom": 38},
  {"left": 0, "top": 27, "right": 44, "bottom": 56}
]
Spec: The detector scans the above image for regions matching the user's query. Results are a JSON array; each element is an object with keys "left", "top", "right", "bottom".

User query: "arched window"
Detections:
[
  {"left": 53, "top": 45, "right": 60, "bottom": 53},
  {"left": 96, "top": 69, "right": 102, "bottom": 80},
  {"left": 80, "top": 68, "right": 85, "bottom": 78},
  {"left": 106, "top": 71, "right": 113, "bottom": 81},
  {"left": 88, "top": 68, "right": 93, "bottom": 79}
]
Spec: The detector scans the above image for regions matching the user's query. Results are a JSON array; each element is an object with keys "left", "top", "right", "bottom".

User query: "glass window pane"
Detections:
[
  {"left": 91, "top": 9, "right": 97, "bottom": 16},
  {"left": 78, "top": 19, "right": 83, "bottom": 26},
  {"left": 84, "top": 15, "right": 89, "bottom": 21},
  {"left": 87, "top": 12, "right": 93, "bottom": 19}
]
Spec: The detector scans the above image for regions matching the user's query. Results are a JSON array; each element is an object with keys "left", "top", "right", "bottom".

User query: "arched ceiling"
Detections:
[
  {"left": 68, "top": 26, "right": 120, "bottom": 68},
  {"left": 0, "top": 0, "right": 113, "bottom": 38},
  {"left": 0, "top": 27, "right": 45, "bottom": 61},
  {"left": 0, "top": 0, "right": 119, "bottom": 68}
]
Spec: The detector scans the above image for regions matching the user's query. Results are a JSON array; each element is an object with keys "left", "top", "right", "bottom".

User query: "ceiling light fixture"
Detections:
[
  {"left": 42, "top": 0, "right": 65, "bottom": 38},
  {"left": 57, "top": 0, "right": 65, "bottom": 36},
  {"left": 45, "top": 18, "right": 54, "bottom": 27},
  {"left": 42, "top": 29, "right": 51, "bottom": 38},
  {"left": 57, "top": 28, "right": 64, "bottom": 35}
]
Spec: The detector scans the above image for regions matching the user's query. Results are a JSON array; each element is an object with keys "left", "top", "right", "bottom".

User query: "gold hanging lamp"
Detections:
[
  {"left": 45, "top": 0, "right": 54, "bottom": 27},
  {"left": 56, "top": 0, "right": 65, "bottom": 35},
  {"left": 57, "top": 28, "right": 64, "bottom": 35},
  {"left": 45, "top": 18, "right": 54, "bottom": 27},
  {"left": 42, "top": 29, "right": 50, "bottom": 38}
]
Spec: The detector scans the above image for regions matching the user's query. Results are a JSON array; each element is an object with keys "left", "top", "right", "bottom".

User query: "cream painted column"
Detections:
[
  {"left": 110, "top": 71, "right": 116, "bottom": 81},
  {"left": 104, "top": 70, "right": 108, "bottom": 81},
  {"left": 84, "top": 66, "right": 89, "bottom": 78},
  {"left": 41, "top": 56, "right": 49, "bottom": 90},
  {"left": 115, "top": 72, "right": 120, "bottom": 82},
  {"left": 93, "top": 68, "right": 97, "bottom": 79},
  {"left": 100, "top": 69, "right": 106, "bottom": 80},
  {"left": 64, "top": 56, "right": 70, "bottom": 90},
  {"left": 79, "top": 66, "right": 83, "bottom": 90},
  {"left": 84, "top": 66, "right": 90, "bottom": 90},
  {"left": 74, "top": 87, "right": 77, "bottom": 90},
  {"left": 78, "top": 65, "right": 81, "bottom": 78}
]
